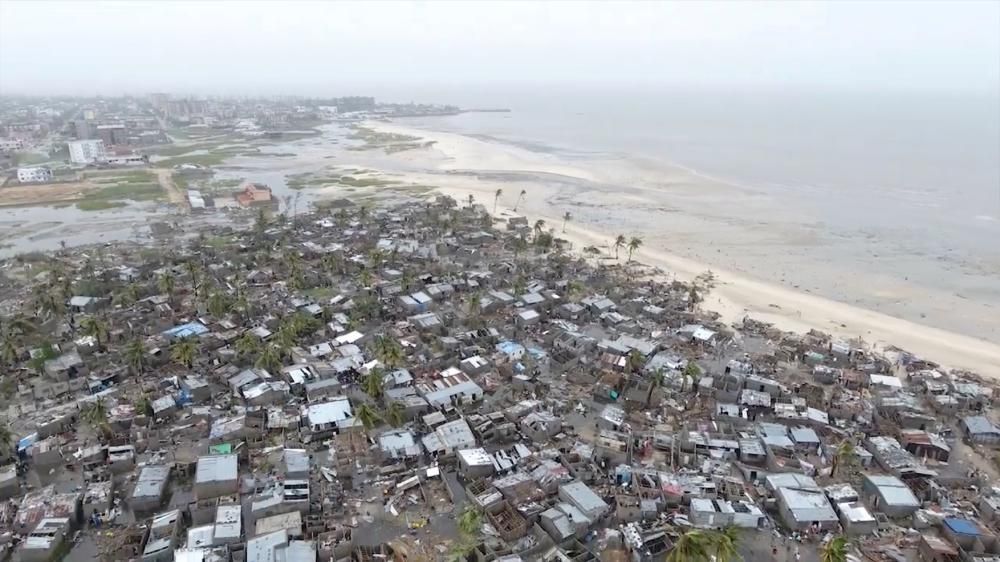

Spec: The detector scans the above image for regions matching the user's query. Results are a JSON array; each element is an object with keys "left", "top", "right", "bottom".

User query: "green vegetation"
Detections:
[
  {"left": 74, "top": 180, "right": 164, "bottom": 211},
  {"left": 286, "top": 170, "right": 399, "bottom": 191},
  {"left": 87, "top": 170, "right": 155, "bottom": 185},
  {"left": 76, "top": 200, "right": 127, "bottom": 211},
  {"left": 346, "top": 126, "right": 435, "bottom": 154},
  {"left": 155, "top": 149, "right": 245, "bottom": 168}
]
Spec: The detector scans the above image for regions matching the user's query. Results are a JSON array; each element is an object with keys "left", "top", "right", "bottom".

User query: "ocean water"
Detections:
[{"left": 398, "top": 88, "right": 1000, "bottom": 255}]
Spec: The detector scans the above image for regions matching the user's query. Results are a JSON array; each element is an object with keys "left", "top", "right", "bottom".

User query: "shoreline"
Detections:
[{"left": 361, "top": 120, "right": 1000, "bottom": 379}]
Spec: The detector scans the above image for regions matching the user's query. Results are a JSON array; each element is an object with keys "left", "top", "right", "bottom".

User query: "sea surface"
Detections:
[{"left": 388, "top": 87, "right": 1000, "bottom": 340}]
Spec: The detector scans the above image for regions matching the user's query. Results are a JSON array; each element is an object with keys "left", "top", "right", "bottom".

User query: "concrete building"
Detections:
[
  {"left": 195, "top": 454, "right": 239, "bottom": 500},
  {"left": 835, "top": 501, "right": 878, "bottom": 536},
  {"left": 0, "top": 464, "right": 20, "bottom": 499},
  {"left": 774, "top": 487, "right": 839, "bottom": 531},
  {"left": 17, "top": 167, "right": 52, "bottom": 183},
  {"left": 961, "top": 416, "right": 1000, "bottom": 446},
  {"left": 861, "top": 474, "right": 921, "bottom": 518},
  {"left": 458, "top": 448, "right": 495, "bottom": 479},
  {"left": 558, "top": 481, "right": 610, "bottom": 521},
  {"left": 130, "top": 465, "right": 171, "bottom": 512},
  {"left": 67, "top": 139, "right": 107, "bottom": 164},
  {"left": 20, "top": 517, "right": 69, "bottom": 562}
]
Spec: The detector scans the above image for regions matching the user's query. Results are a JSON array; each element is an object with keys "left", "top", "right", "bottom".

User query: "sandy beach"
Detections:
[{"left": 360, "top": 120, "right": 1000, "bottom": 379}]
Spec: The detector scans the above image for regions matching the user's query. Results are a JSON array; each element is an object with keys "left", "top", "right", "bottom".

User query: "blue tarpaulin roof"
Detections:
[
  {"left": 163, "top": 322, "right": 209, "bottom": 339},
  {"left": 944, "top": 518, "right": 982, "bottom": 536}
]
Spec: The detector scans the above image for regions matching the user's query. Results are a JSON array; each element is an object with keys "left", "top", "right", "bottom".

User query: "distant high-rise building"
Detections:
[
  {"left": 73, "top": 120, "right": 93, "bottom": 140},
  {"left": 96, "top": 124, "right": 127, "bottom": 147},
  {"left": 67, "top": 139, "right": 107, "bottom": 164}
]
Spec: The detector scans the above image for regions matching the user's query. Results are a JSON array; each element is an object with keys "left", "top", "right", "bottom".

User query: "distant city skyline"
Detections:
[{"left": 1, "top": 1, "right": 998, "bottom": 97}]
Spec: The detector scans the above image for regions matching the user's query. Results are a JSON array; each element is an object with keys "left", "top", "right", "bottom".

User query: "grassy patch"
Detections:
[
  {"left": 304, "top": 286, "right": 336, "bottom": 301},
  {"left": 86, "top": 170, "right": 155, "bottom": 184},
  {"left": 76, "top": 200, "right": 128, "bottom": 211},
  {"left": 286, "top": 170, "right": 398, "bottom": 191},
  {"left": 156, "top": 149, "right": 245, "bottom": 168}
]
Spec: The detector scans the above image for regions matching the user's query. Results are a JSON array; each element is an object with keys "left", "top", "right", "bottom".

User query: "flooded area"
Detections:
[{"left": 0, "top": 123, "right": 393, "bottom": 258}]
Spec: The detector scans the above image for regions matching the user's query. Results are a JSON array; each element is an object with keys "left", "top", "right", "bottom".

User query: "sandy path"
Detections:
[
  {"left": 0, "top": 180, "right": 100, "bottom": 207},
  {"left": 436, "top": 182, "right": 1000, "bottom": 378},
  {"left": 152, "top": 168, "right": 188, "bottom": 209},
  {"left": 361, "top": 121, "right": 1000, "bottom": 379}
]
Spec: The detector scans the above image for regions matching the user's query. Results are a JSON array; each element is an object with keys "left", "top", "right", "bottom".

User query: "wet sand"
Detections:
[{"left": 362, "top": 120, "right": 1000, "bottom": 379}]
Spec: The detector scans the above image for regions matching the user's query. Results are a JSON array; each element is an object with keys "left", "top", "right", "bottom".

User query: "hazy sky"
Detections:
[{"left": 1, "top": 0, "right": 997, "bottom": 97}]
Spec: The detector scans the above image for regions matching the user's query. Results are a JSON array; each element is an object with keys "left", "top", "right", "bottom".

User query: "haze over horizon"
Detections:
[{"left": 1, "top": 0, "right": 998, "bottom": 99}]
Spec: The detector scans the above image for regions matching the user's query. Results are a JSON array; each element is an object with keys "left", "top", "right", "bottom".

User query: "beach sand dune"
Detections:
[{"left": 361, "top": 120, "right": 1000, "bottom": 379}]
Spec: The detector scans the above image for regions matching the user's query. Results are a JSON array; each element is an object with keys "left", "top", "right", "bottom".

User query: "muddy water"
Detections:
[{"left": 0, "top": 122, "right": 397, "bottom": 257}]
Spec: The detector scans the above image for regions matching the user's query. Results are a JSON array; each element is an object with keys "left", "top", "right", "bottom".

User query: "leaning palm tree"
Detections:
[
  {"left": 171, "top": 338, "right": 198, "bottom": 368},
  {"left": 124, "top": 338, "right": 146, "bottom": 378},
  {"left": 562, "top": 211, "right": 572, "bottom": 232},
  {"left": 832, "top": 440, "right": 856, "bottom": 478},
  {"left": 821, "top": 536, "right": 850, "bottom": 562},
  {"left": 493, "top": 188, "right": 503, "bottom": 214},
  {"left": 711, "top": 526, "right": 742, "bottom": 562},
  {"left": 158, "top": 272, "right": 176, "bottom": 300},
  {"left": 355, "top": 403, "right": 381, "bottom": 431},
  {"left": 513, "top": 189, "right": 526, "bottom": 212},
  {"left": 0, "top": 423, "right": 13, "bottom": 452},
  {"left": 533, "top": 219, "right": 546, "bottom": 242},
  {"left": 627, "top": 237, "right": 643, "bottom": 262},
  {"left": 385, "top": 401, "right": 406, "bottom": 428},
  {"left": 613, "top": 234, "right": 627, "bottom": 260},
  {"left": 363, "top": 368, "right": 386, "bottom": 401},
  {"left": 80, "top": 316, "right": 109, "bottom": 348},
  {"left": 666, "top": 530, "right": 711, "bottom": 562},
  {"left": 82, "top": 397, "right": 110, "bottom": 435}
]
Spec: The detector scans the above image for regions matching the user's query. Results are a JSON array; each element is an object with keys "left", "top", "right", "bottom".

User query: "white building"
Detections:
[
  {"left": 67, "top": 139, "right": 107, "bottom": 164},
  {"left": 17, "top": 167, "right": 52, "bottom": 183}
]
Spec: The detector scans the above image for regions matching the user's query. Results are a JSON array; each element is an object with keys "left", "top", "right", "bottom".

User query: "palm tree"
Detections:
[
  {"left": 467, "top": 194, "right": 475, "bottom": 208},
  {"left": 821, "top": 536, "right": 850, "bottom": 562},
  {"left": 562, "top": 211, "right": 572, "bottom": 232},
  {"left": 512, "top": 236, "right": 528, "bottom": 260},
  {"left": 0, "top": 423, "right": 12, "bottom": 454},
  {"left": 666, "top": 530, "right": 710, "bottom": 562},
  {"left": 185, "top": 260, "right": 201, "bottom": 297},
  {"left": 363, "top": 368, "right": 386, "bottom": 401},
  {"left": 4, "top": 314, "right": 35, "bottom": 338},
  {"left": 533, "top": 219, "right": 546, "bottom": 242},
  {"left": 711, "top": 526, "right": 741, "bottom": 562},
  {"left": 468, "top": 293, "right": 482, "bottom": 314},
  {"left": 613, "top": 234, "right": 627, "bottom": 260},
  {"left": 457, "top": 506, "right": 482, "bottom": 536},
  {"left": 255, "top": 344, "right": 283, "bottom": 373},
  {"left": 80, "top": 316, "right": 109, "bottom": 348},
  {"left": 171, "top": 338, "right": 198, "bottom": 368},
  {"left": 627, "top": 236, "right": 643, "bottom": 262},
  {"left": 832, "top": 440, "right": 856, "bottom": 478},
  {"left": 82, "top": 397, "right": 110, "bottom": 435},
  {"left": 627, "top": 349, "right": 646, "bottom": 373},
  {"left": 375, "top": 337, "right": 404, "bottom": 369},
  {"left": 236, "top": 332, "right": 261, "bottom": 360},
  {"left": 493, "top": 188, "right": 503, "bottom": 214},
  {"left": 355, "top": 403, "right": 380, "bottom": 431},
  {"left": 385, "top": 401, "right": 406, "bottom": 428},
  {"left": 134, "top": 394, "right": 153, "bottom": 417},
  {"left": 158, "top": 272, "right": 176, "bottom": 299},
  {"left": 1, "top": 332, "right": 18, "bottom": 367},
  {"left": 208, "top": 291, "right": 230, "bottom": 318},
  {"left": 125, "top": 338, "right": 146, "bottom": 378},
  {"left": 513, "top": 189, "right": 526, "bottom": 212}
]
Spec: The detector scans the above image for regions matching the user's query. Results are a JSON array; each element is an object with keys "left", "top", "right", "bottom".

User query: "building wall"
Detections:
[
  {"left": 17, "top": 167, "right": 52, "bottom": 183},
  {"left": 68, "top": 140, "right": 107, "bottom": 164}
]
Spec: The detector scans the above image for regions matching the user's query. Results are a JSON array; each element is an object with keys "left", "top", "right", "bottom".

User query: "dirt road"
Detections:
[
  {"left": 0, "top": 180, "right": 100, "bottom": 207},
  {"left": 152, "top": 168, "right": 188, "bottom": 209}
]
